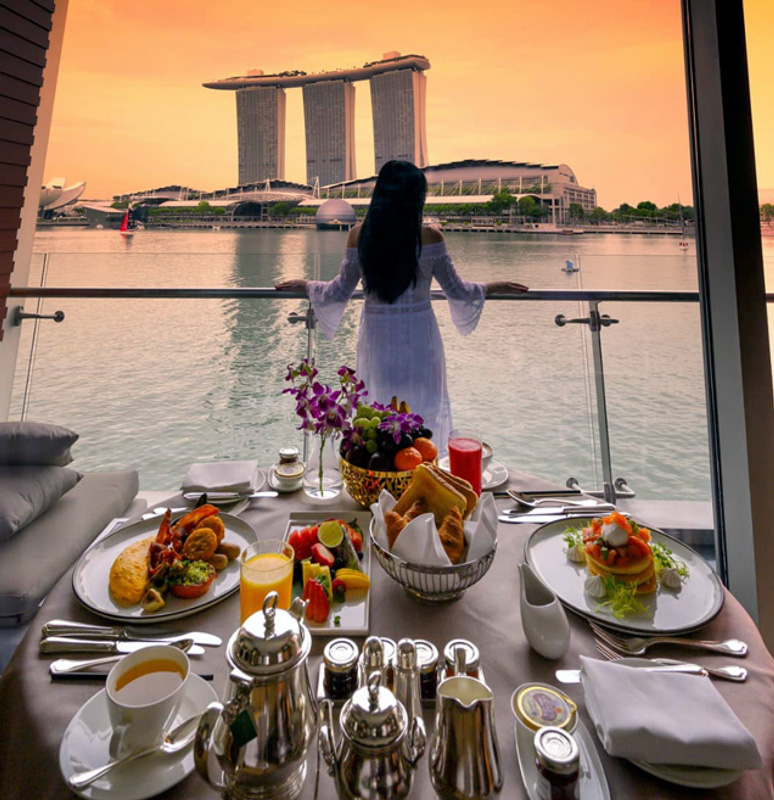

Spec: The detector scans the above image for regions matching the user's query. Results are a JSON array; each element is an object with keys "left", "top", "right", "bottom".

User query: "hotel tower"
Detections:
[{"left": 203, "top": 53, "right": 430, "bottom": 185}]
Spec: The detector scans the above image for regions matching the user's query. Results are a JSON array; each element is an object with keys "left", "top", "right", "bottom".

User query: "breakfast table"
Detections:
[{"left": 1, "top": 469, "right": 773, "bottom": 800}]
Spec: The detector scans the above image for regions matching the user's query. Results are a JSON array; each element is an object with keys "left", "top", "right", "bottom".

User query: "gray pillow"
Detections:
[
  {"left": 0, "top": 465, "right": 83, "bottom": 540},
  {"left": 0, "top": 422, "right": 78, "bottom": 466}
]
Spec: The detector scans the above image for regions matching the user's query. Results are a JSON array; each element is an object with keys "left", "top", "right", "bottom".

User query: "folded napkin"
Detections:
[
  {"left": 181, "top": 460, "right": 260, "bottom": 494},
  {"left": 580, "top": 656, "right": 762, "bottom": 770},
  {"left": 370, "top": 490, "right": 497, "bottom": 567}
]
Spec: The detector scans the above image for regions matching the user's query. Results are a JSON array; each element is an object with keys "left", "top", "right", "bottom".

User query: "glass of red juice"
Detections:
[{"left": 448, "top": 429, "right": 483, "bottom": 496}]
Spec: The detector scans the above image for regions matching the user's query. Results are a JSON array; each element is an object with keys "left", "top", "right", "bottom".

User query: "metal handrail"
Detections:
[{"left": 8, "top": 287, "right": 701, "bottom": 302}]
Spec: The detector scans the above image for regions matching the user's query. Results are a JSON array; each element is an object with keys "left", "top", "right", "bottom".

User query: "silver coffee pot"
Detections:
[
  {"left": 320, "top": 672, "right": 426, "bottom": 800},
  {"left": 194, "top": 592, "right": 317, "bottom": 800}
]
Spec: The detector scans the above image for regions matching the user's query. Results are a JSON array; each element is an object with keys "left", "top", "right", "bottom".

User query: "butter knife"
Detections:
[
  {"left": 182, "top": 491, "right": 278, "bottom": 502},
  {"left": 39, "top": 636, "right": 205, "bottom": 656},
  {"left": 42, "top": 619, "right": 222, "bottom": 647},
  {"left": 555, "top": 663, "right": 708, "bottom": 684}
]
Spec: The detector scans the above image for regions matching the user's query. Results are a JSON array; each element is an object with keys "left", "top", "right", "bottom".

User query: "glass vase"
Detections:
[{"left": 303, "top": 434, "right": 342, "bottom": 501}]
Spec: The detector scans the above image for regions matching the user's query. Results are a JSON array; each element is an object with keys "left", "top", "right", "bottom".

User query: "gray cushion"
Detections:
[
  {"left": 0, "top": 466, "right": 83, "bottom": 540},
  {"left": 0, "top": 422, "right": 78, "bottom": 466},
  {"left": 0, "top": 470, "right": 139, "bottom": 625}
]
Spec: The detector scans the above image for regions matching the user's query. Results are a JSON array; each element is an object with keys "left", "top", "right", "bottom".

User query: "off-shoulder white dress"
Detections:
[{"left": 307, "top": 241, "right": 486, "bottom": 447}]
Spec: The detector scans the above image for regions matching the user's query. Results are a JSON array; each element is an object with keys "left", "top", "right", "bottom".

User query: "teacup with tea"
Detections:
[{"left": 106, "top": 644, "right": 190, "bottom": 759}]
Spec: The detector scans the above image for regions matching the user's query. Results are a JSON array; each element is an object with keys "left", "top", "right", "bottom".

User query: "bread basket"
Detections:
[{"left": 369, "top": 520, "right": 497, "bottom": 604}]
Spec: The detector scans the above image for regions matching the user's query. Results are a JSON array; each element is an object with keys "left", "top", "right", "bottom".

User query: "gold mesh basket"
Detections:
[{"left": 339, "top": 456, "right": 415, "bottom": 507}]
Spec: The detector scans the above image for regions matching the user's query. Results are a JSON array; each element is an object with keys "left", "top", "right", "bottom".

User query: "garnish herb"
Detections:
[
  {"left": 650, "top": 542, "right": 689, "bottom": 577},
  {"left": 596, "top": 577, "right": 651, "bottom": 619},
  {"left": 562, "top": 526, "right": 584, "bottom": 549},
  {"left": 334, "top": 615, "right": 341, "bottom": 626}
]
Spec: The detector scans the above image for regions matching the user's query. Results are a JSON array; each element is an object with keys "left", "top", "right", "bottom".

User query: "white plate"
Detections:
[
  {"left": 437, "top": 457, "right": 509, "bottom": 490},
  {"left": 59, "top": 674, "right": 218, "bottom": 800},
  {"left": 515, "top": 717, "right": 611, "bottom": 800},
  {"left": 283, "top": 511, "right": 372, "bottom": 637},
  {"left": 525, "top": 518, "right": 724, "bottom": 634},
  {"left": 587, "top": 658, "right": 743, "bottom": 789},
  {"left": 73, "top": 513, "right": 257, "bottom": 623}
]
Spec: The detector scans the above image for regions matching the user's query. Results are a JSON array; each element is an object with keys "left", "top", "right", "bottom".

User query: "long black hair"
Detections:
[{"left": 358, "top": 160, "right": 427, "bottom": 303}]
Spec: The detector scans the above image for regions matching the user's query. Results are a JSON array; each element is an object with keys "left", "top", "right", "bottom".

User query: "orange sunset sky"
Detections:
[{"left": 43, "top": 0, "right": 774, "bottom": 208}]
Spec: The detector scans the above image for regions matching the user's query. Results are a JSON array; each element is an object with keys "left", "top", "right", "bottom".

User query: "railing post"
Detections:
[{"left": 588, "top": 300, "right": 614, "bottom": 494}]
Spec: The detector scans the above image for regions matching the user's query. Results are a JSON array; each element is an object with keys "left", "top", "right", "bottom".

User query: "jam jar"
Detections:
[
  {"left": 534, "top": 726, "right": 580, "bottom": 800},
  {"left": 415, "top": 639, "right": 439, "bottom": 702},
  {"left": 323, "top": 638, "right": 359, "bottom": 701},
  {"left": 443, "top": 639, "right": 481, "bottom": 679}
]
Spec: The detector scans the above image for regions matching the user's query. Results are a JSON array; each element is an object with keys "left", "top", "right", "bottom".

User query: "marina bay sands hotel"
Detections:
[{"left": 203, "top": 52, "right": 429, "bottom": 187}]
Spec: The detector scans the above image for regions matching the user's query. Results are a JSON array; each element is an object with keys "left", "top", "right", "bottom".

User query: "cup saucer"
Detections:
[{"left": 59, "top": 674, "right": 217, "bottom": 800}]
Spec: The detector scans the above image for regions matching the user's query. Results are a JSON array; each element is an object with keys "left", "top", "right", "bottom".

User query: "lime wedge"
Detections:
[{"left": 318, "top": 520, "right": 344, "bottom": 549}]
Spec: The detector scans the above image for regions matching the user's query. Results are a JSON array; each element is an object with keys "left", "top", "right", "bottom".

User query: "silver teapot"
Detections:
[
  {"left": 194, "top": 592, "right": 317, "bottom": 800},
  {"left": 320, "top": 672, "right": 426, "bottom": 800}
]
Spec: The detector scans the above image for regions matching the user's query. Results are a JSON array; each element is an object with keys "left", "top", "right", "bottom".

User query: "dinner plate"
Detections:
[
  {"left": 586, "top": 657, "right": 742, "bottom": 789},
  {"left": 524, "top": 517, "right": 724, "bottom": 634},
  {"left": 514, "top": 717, "right": 611, "bottom": 800},
  {"left": 437, "top": 457, "right": 509, "bottom": 490},
  {"left": 72, "top": 513, "right": 257, "bottom": 623},
  {"left": 59, "top": 674, "right": 217, "bottom": 800},
  {"left": 283, "top": 510, "right": 372, "bottom": 636}
]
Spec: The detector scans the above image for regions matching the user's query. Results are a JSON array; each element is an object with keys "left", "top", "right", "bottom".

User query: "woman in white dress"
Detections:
[{"left": 276, "top": 161, "right": 528, "bottom": 448}]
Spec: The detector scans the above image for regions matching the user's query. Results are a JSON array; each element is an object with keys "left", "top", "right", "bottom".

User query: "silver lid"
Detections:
[
  {"left": 396, "top": 639, "right": 417, "bottom": 671},
  {"left": 443, "top": 639, "right": 480, "bottom": 671},
  {"left": 381, "top": 637, "right": 397, "bottom": 665},
  {"left": 278, "top": 446, "right": 300, "bottom": 463},
  {"left": 534, "top": 727, "right": 580, "bottom": 775},
  {"left": 228, "top": 593, "right": 309, "bottom": 675},
  {"left": 324, "top": 638, "right": 359, "bottom": 673},
  {"left": 340, "top": 673, "right": 407, "bottom": 749},
  {"left": 415, "top": 640, "right": 439, "bottom": 672}
]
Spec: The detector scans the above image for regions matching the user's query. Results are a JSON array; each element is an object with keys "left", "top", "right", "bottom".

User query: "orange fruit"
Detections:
[
  {"left": 394, "top": 447, "right": 423, "bottom": 471},
  {"left": 413, "top": 437, "right": 438, "bottom": 462}
]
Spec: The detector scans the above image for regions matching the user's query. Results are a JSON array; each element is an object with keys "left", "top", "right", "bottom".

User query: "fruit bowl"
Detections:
[
  {"left": 369, "top": 521, "right": 497, "bottom": 604},
  {"left": 339, "top": 456, "right": 415, "bottom": 507}
]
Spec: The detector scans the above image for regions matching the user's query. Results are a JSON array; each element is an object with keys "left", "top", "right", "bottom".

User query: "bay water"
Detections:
[{"left": 13, "top": 227, "right": 761, "bottom": 499}]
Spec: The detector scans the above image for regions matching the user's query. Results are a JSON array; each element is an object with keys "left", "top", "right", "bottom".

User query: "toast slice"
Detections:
[
  {"left": 426, "top": 464, "right": 478, "bottom": 519},
  {"left": 394, "top": 463, "right": 466, "bottom": 527}
]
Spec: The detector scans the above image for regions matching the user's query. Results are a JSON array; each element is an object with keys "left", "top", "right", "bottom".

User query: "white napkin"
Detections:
[
  {"left": 370, "top": 489, "right": 497, "bottom": 567},
  {"left": 580, "top": 656, "right": 762, "bottom": 770},
  {"left": 181, "top": 460, "right": 260, "bottom": 493}
]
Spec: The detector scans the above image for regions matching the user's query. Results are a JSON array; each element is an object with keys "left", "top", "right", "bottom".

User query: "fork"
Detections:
[
  {"left": 589, "top": 620, "right": 748, "bottom": 657},
  {"left": 594, "top": 639, "right": 748, "bottom": 682}
]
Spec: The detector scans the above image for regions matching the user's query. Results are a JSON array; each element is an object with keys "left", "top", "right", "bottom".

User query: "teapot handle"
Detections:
[
  {"left": 194, "top": 701, "right": 226, "bottom": 791},
  {"left": 318, "top": 700, "right": 338, "bottom": 777},
  {"left": 404, "top": 716, "right": 426, "bottom": 767}
]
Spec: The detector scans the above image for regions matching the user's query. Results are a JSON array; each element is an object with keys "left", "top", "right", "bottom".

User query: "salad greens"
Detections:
[
  {"left": 562, "top": 525, "right": 584, "bottom": 549},
  {"left": 651, "top": 541, "right": 689, "bottom": 576},
  {"left": 595, "top": 577, "right": 652, "bottom": 620}
]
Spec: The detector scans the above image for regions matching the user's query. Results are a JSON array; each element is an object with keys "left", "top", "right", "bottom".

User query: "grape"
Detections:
[
  {"left": 364, "top": 428, "right": 378, "bottom": 441},
  {"left": 356, "top": 405, "right": 373, "bottom": 419},
  {"left": 369, "top": 417, "right": 381, "bottom": 429},
  {"left": 353, "top": 416, "right": 370, "bottom": 429},
  {"left": 365, "top": 439, "right": 378, "bottom": 454}
]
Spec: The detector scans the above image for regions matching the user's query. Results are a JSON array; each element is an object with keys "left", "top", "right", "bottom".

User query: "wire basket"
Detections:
[{"left": 369, "top": 522, "right": 497, "bottom": 604}]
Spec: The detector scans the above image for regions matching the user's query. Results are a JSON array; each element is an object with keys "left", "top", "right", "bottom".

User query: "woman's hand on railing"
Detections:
[
  {"left": 485, "top": 281, "right": 529, "bottom": 296},
  {"left": 275, "top": 279, "right": 308, "bottom": 293}
]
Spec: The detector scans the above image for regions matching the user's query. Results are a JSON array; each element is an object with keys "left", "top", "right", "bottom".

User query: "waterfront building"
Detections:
[
  {"left": 302, "top": 80, "right": 356, "bottom": 186},
  {"left": 37, "top": 178, "right": 86, "bottom": 215},
  {"left": 204, "top": 53, "right": 430, "bottom": 186},
  {"left": 235, "top": 85, "right": 286, "bottom": 184},
  {"left": 308, "top": 159, "right": 597, "bottom": 224},
  {"left": 370, "top": 64, "right": 428, "bottom": 171}
]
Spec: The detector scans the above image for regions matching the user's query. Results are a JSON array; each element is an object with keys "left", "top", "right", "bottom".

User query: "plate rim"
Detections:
[
  {"left": 59, "top": 673, "right": 218, "bottom": 800},
  {"left": 523, "top": 516, "right": 724, "bottom": 635},
  {"left": 72, "top": 511, "right": 257, "bottom": 624},
  {"left": 630, "top": 757, "right": 743, "bottom": 789},
  {"left": 283, "top": 509, "right": 372, "bottom": 636}
]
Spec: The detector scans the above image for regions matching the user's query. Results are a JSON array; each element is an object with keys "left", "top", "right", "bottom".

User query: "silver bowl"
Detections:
[{"left": 369, "top": 522, "right": 497, "bottom": 605}]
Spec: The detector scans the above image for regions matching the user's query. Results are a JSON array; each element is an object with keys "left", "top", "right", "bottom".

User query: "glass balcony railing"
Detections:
[{"left": 8, "top": 247, "right": 711, "bottom": 510}]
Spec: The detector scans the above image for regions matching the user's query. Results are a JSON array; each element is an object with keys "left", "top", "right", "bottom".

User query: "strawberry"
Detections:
[
  {"left": 303, "top": 578, "right": 330, "bottom": 623},
  {"left": 332, "top": 577, "right": 346, "bottom": 603},
  {"left": 311, "top": 542, "right": 335, "bottom": 568}
]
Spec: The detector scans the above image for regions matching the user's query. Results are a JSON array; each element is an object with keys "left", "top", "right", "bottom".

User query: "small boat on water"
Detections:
[
  {"left": 119, "top": 209, "right": 134, "bottom": 237},
  {"left": 561, "top": 258, "right": 580, "bottom": 273}
]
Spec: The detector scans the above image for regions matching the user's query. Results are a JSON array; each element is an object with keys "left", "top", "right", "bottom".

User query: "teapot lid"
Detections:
[
  {"left": 228, "top": 592, "right": 309, "bottom": 674},
  {"left": 340, "top": 673, "right": 407, "bottom": 749}
]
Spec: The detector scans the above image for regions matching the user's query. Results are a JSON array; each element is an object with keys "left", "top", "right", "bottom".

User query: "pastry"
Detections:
[
  {"left": 437, "top": 506, "right": 466, "bottom": 565},
  {"left": 385, "top": 510, "right": 408, "bottom": 549}
]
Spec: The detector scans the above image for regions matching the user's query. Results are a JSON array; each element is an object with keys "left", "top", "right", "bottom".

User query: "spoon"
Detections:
[
  {"left": 50, "top": 638, "right": 193, "bottom": 675},
  {"left": 68, "top": 713, "right": 202, "bottom": 789}
]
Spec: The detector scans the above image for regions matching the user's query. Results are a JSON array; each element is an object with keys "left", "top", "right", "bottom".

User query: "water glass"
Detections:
[
  {"left": 240, "top": 540, "right": 294, "bottom": 622},
  {"left": 448, "top": 429, "right": 483, "bottom": 496}
]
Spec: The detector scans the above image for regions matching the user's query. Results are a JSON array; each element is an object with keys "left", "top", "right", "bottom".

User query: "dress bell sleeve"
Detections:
[
  {"left": 427, "top": 242, "right": 487, "bottom": 335},
  {"left": 306, "top": 249, "right": 361, "bottom": 339}
]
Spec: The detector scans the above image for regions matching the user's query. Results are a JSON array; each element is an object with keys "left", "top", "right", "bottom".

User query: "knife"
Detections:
[
  {"left": 555, "top": 663, "right": 708, "bottom": 684},
  {"left": 182, "top": 491, "right": 278, "bottom": 502},
  {"left": 42, "top": 619, "right": 222, "bottom": 647},
  {"left": 39, "top": 637, "right": 205, "bottom": 656},
  {"left": 499, "top": 510, "right": 606, "bottom": 525}
]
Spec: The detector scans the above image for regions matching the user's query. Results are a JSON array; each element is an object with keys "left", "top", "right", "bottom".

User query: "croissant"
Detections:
[
  {"left": 403, "top": 498, "right": 427, "bottom": 522},
  {"left": 385, "top": 510, "right": 408, "bottom": 549},
  {"left": 438, "top": 506, "right": 466, "bottom": 565}
]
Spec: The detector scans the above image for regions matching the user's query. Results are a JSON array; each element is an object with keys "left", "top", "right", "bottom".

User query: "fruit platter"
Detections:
[
  {"left": 283, "top": 510, "right": 373, "bottom": 635},
  {"left": 339, "top": 397, "right": 438, "bottom": 506}
]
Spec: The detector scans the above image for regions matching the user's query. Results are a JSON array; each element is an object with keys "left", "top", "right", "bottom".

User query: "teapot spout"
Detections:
[
  {"left": 288, "top": 596, "right": 307, "bottom": 621},
  {"left": 318, "top": 700, "right": 339, "bottom": 778}
]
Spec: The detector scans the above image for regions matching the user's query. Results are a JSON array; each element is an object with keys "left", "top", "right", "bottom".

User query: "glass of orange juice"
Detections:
[{"left": 240, "top": 540, "right": 294, "bottom": 622}]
